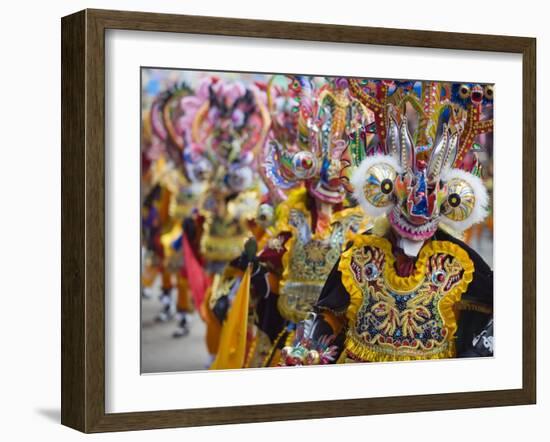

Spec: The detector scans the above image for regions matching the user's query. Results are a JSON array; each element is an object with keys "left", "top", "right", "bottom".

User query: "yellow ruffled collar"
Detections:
[{"left": 339, "top": 234, "right": 475, "bottom": 338}]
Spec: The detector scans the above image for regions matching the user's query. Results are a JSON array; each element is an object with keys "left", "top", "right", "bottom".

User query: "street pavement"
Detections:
[{"left": 141, "top": 292, "right": 210, "bottom": 373}]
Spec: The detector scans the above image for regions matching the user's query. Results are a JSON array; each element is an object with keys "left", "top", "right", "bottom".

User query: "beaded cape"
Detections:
[
  {"left": 273, "top": 188, "right": 367, "bottom": 323},
  {"left": 338, "top": 234, "right": 475, "bottom": 362}
]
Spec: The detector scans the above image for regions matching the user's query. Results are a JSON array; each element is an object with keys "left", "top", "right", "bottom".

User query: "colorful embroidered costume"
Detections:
[
  {"left": 281, "top": 81, "right": 494, "bottom": 365},
  {"left": 143, "top": 82, "right": 214, "bottom": 336},
  {"left": 226, "top": 76, "right": 372, "bottom": 368},
  {"left": 170, "top": 77, "right": 271, "bottom": 360}
]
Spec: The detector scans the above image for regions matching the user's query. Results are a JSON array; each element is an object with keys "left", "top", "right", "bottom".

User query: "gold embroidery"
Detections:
[
  {"left": 339, "top": 235, "right": 474, "bottom": 362},
  {"left": 200, "top": 189, "right": 260, "bottom": 262},
  {"left": 275, "top": 188, "right": 368, "bottom": 322}
]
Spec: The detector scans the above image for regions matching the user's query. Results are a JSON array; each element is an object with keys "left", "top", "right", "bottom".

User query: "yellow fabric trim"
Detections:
[
  {"left": 274, "top": 187, "right": 309, "bottom": 292},
  {"left": 340, "top": 235, "right": 474, "bottom": 323},
  {"left": 210, "top": 265, "right": 252, "bottom": 370},
  {"left": 331, "top": 206, "right": 364, "bottom": 223},
  {"left": 285, "top": 330, "right": 296, "bottom": 347},
  {"left": 344, "top": 329, "right": 456, "bottom": 362},
  {"left": 244, "top": 334, "right": 257, "bottom": 369},
  {"left": 276, "top": 187, "right": 368, "bottom": 297},
  {"left": 350, "top": 339, "right": 456, "bottom": 362},
  {"left": 201, "top": 286, "right": 221, "bottom": 355},
  {"left": 339, "top": 235, "right": 475, "bottom": 361}
]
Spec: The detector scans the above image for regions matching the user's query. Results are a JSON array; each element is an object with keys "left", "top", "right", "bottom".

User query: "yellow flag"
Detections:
[{"left": 210, "top": 265, "right": 251, "bottom": 370}]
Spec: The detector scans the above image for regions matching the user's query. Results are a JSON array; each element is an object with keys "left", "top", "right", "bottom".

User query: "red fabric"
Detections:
[
  {"left": 394, "top": 252, "right": 415, "bottom": 277},
  {"left": 388, "top": 230, "right": 417, "bottom": 277},
  {"left": 181, "top": 232, "right": 210, "bottom": 308},
  {"left": 258, "top": 232, "right": 292, "bottom": 273}
]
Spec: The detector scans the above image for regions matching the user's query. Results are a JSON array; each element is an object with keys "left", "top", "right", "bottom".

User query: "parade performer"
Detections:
[
  {"left": 171, "top": 76, "right": 271, "bottom": 361},
  {"left": 225, "top": 76, "right": 372, "bottom": 368},
  {"left": 143, "top": 83, "right": 210, "bottom": 331},
  {"left": 281, "top": 81, "right": 494, "bottom": 365}
]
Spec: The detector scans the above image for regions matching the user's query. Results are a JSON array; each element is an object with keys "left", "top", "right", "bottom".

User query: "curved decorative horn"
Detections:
[
  {"left": 399, "top": 115, "right": 414, "bottom": 171},
  {"left": 427, "top": 124, "right": 449, "bottom": 179},
  {"left": 252, "top": 92, "right": 272, "bottom": 155},
  {"left": 150, "top": 97, "right": 168, "bottom": 141},
  {"left": 443, "top": 131, "right": 459, "bottom": 170},
  {"left": 162, "top": 92, "right": 185, "bottom": 151},
  {"left": 386, "top": 111, "right": 400, "bottom": 158},
  {"left": 191, "top": 101, "right": 210, "bottom": 147}
]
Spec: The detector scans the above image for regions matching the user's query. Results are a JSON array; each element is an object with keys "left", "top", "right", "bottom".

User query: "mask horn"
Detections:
[
  {"left": 386, "top": 112, "right": 400, "bottom": 158},
  {"left": 442, "top": 131, "right": 459, "bottom": 170},
  {"left": 427, "top": 124, "right": 449, "bottom": 179},
  {"left": 399, "top": 115, "right": 414, "bottom": 171}
]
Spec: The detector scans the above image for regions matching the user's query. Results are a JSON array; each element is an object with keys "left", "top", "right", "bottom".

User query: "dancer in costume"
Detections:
[
  {"left": 173, "top": 76, "right": 271, "bottom": 362},
  {"left": 143, "top": 82, "right": 211, "bottom": 332},
  {"left": 158, "top": 171, "right": 206, "bottom": 336},
  {"left": 142, "top": 97, "right": 187, "bottom": 320},
  {"left": 281, "top": 80, "right": 494, "bottom": 365},
  {"left": 225, "top": 76, "right": 373, "bottom": 368}
]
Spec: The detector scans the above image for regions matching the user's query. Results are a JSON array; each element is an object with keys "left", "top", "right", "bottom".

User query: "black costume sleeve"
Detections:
[
  {"left": 212, "top": 296, "right": 230, "bottom": 324},
  {"left": 253, "top": 288, "right": 286, "bottom": 343},
  {"left": 434, "top": 230, "right": 494, "bottom": 357},
  {"left": 314, "top": 257, "right": 351, "bottom": 316},
  {"left": 228, "top": 245, "right": 287, "bottom": 343}
]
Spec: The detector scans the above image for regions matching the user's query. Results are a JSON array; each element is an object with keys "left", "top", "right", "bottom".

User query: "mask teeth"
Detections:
[{"left": 391, "top": 207, "right": 438, "bottom": 237}]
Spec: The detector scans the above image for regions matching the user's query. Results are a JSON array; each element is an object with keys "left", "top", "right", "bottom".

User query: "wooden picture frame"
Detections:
[{"left": 61, "top": 8, "right": 536, "bottom": 433}]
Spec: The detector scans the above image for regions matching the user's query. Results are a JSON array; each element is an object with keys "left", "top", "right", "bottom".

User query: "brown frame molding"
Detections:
[{"left": 61, "top": 8, "right": 536, "bottom": 433}]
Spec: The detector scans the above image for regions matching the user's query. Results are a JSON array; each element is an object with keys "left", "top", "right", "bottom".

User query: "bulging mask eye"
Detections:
[
  {"left": 291, "top": 150, "right": 318, "bottom": 179},
  {"left": 440, "top": 169, "right": 489, "bottom": 232},
  {"left": 441, "top": 178, "right": 475, "bottom": 221},
  {"left": 459, "top": 84, "right": 471, "bottom": 100},
  {"left": 226, "top": 166, "right": 253, "bottom": 192},
  {"left": 484, "top": 85, "right": 494, "bottom": 100},
  {"left": 351, "top": 154, "right": 401, "bottom": 217},
  {"left": 362, "top": 163, "right": 397, "bottom": 208}
]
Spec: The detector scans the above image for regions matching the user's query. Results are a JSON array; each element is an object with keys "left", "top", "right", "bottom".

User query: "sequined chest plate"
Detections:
[
  {"left": 279, "top": 207, "right": 365, "bottom": 323},
  {"left": 340, "top": 236, "right": 474, "bottom": 362}
]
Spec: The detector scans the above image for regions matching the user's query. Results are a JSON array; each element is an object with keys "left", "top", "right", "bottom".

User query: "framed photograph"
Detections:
[{"left": 61, "top": 8, "right": 536, "bottom": 433}]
